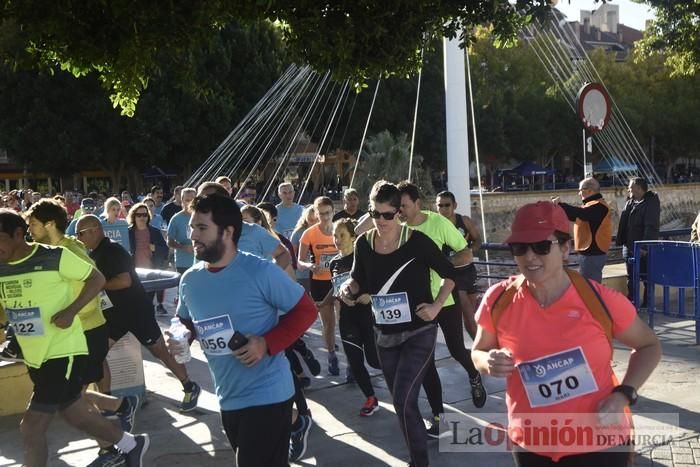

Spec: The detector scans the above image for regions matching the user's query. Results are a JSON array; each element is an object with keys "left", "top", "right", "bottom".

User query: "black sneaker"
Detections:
[
  {"left": 426, "top": 415, "right": 440, "bottom": 439},
  {"left": 123, "top": 434, "right": 149, "bottom": 467},
  {"left": 301, "top": 349, "right": 321, "bottom": 376},
  {"left": 0, "top": 336, "right": 22, "bottom": 363},
  {"left": 87, "top": 447, "right": 126, "bottom": 467},
  {"left": 155, "top": 304, "right": 168, "bottom": 316},
  {"left": 470, "top": 374, "right": 487, "bottom": 408}
]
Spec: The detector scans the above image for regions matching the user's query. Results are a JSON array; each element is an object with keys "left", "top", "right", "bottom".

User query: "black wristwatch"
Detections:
[{"left": 612, "top": 385, "right": 638, "bottom": 406}]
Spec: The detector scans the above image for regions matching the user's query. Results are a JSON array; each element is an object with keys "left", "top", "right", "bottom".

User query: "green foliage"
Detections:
[{"left": 635, "top": 1, "right": 700, "bottom": 77}]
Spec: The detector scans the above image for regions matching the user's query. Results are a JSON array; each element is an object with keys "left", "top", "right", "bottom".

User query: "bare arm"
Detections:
[
  {"left": 271, "top": 244, "right": 291, "bottom": 270},
  {"left": 297, "top": 242, "right": 315, "bottom": 271},
  {"left": 472, "top": 326, "right": 515, "bottom": 377},
  {"left": 463, "top": 216, "right": 482, "bottom": 252}
]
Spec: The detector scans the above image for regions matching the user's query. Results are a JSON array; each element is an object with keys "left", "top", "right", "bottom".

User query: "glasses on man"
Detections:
[
  {"left": 77, "top": 227, "right": 98, "bottom": 237},
  {"left": 437, "top": 203, "right": 452, "bottom": 208},
  {"left": 509, "top": 240, "right": 560, "bottom": 256},
  {"left": 368, "top": 209, "right": 398, "bottom": 220}
]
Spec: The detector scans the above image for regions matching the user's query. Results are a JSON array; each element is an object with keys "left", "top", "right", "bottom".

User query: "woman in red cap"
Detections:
[{"left": 472, "top": 201, "right": 661, "bottom": 466}]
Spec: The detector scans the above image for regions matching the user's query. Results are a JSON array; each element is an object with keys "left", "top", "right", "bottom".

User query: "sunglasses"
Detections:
[
  {"left": 77, "top": 227, "right": 98, "bottom": 237},
  {"left": 134, "top": 213, "right": 149, "bottom": 218},
  {"left": 509, "top": 240, "right": 560, "bottom": 256},
  {"left": 437, "top": 203, "right": 452, "bottom": 208},
  {"left": 368, "top": 209, "right": 398, "bottom": 220}
]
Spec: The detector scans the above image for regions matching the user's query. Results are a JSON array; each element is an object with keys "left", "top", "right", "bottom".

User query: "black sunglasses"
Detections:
[
  {"left": 437, "top": 203, "right": 452, "bottom": 208},
  {"left": 134, "top": 213, "right": 149, "bottom": 218},
  {"left": 368, "top": 209, "right": 398, "bottom": 220},
  {"left": 509, "top": 240, "right": 560, "bottom": 256}
]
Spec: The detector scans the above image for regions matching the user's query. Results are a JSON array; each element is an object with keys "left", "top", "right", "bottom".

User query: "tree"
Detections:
[
  {"left": 635, "top": 1, "right": 700, "bottom": 77},
  {"left": 0, "top": 1, "right": 555, "bottom": 115}
]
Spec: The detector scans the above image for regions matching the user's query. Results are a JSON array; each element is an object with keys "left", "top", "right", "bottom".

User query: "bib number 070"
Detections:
[{"left": 538, "top": 376, "right": 579, "bottom": 398}]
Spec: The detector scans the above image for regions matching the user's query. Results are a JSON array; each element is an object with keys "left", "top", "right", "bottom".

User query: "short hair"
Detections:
[
  {"left": 0, "top": 209, "right": 27, "bottom": 236},
  {"left": 87, "top": 191, "right": 99, "bottom": 199},
  {"left": 142, "top": 197, "right": 155, "bottom": 206},
  {"left": 397, "top": 180, "right": 421, "bottom": 202},
  {"left": 333, "top": 218, "right": 357, "bottom": 237},
  {"left": 150, "top": 185, "right": 162, "bottom": 195},
  {"left": 77, "top": 214, "right": 102, "bottom": 230},
  {"left": 215, "top": 176, "right": 232, "bottom": 185},
  {"left": 192, "top": 194, "right": 243, "bottom": 245},
  {"left": 127, "top": 202, "right": 151, "bottom": 226},
  {"left": 25, "top": 199, "right": 69, "bottom": 233},
  {"left": 197, "top": 181, "right": 229, "bottom": 197},
  {"left": 181, "top": 187, "right": 196, "bottom": 198},
  {"left": 629, "top": 177, "right": 648, "bottom": 192},
  {"left": 580, "top": 177, "right": 600, "bottom": 193},
  {"left": 370, "top": 182, "right": 401, "bottom": 210},
  {"left": 53, "top": 195, "right": 66, "bottom": 204},
  {"left": 278, "top": 182, "right": 294, "bottom": 193},
  {"left": 313, "top": 196, "right": 334, "bottom": 210},
  {"left": 436, "top": 190, "right": 456, "bottom": 204},
  {"left": 343, "top": 188, "right": 359, "bottom": 199},
  {"left": 257, "top": 202, "right": 277, "bottom": 218}
]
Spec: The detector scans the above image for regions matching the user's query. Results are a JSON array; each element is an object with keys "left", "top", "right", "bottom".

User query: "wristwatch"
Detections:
[{"left": 612, "top": 385, "right": 638, "bottom": 406}]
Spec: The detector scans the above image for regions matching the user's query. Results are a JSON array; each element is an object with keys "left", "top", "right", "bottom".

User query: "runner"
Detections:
[
  {"left": 297, "top": 196, "right": 340, "bottom": 375},
  {"left": 167, "top": 188, "right": 196, "bottom": 274},
  {"left": 168, "top": 194, "right": 317, "bottom": 466},
  {"left": 435, "top": 190, "right": 482, "bottom": 338},
  {"left": 323, "top": 218, "right": 381, "bottom": 415},
  {"left": 290, "top": 205, "right": 317, "bottom": 291},
  {"left": 0, "top": 209, "right": 148, "bottom": 467},
  {"left": 332, "top": 188, "right": 365, "bottom": 221},
  {"left": 340, "top": 182, "right": 455, "bottom": 467},
  {"left": 276, "top": 182, "right": 304, "bottom": 240}
]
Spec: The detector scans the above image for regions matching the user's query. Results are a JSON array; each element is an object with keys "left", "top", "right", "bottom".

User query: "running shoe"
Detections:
[
  {"left": 87, "top": 447, "right": 126, "bottom": 467},
  {"left": 180, "top": 381, "right": 201, "bottom": 412},
  {"left": 360, "top": 396, "right": 379, "bottom": 417},
  {"left": 116, "top": 395, "right": 140, "bottom": 433},
  {"left": 345, "top": 366, "right": 355, "bottom": 384},
  {"left": 0, "top": 340, "right": 22, "bottom": 363},
  {"left": 155, "top": 304, "right": 168, "bottom": 316},
  {"left": 470, "top": 373, "right": 487, "bottom": 408},
  {"left": 327, "top": 353, "right": 340, "bottom": 376},
  {"left": 301, "top": 348, "right": 321, "bottom": 376},
  {"left": 426, "top": 415, "right": 441, "bottom": 439},
  {"left": 123, "top": 434, "right": 149, "bottom": 467},
  {"left": 289, "top": 414, "right": 313, "bottom": 462}
]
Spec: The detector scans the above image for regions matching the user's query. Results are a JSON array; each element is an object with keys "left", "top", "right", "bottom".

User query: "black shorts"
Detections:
[
  {"left": 104, "top": 306, "right": 162, "bottom": 347},
  {"left": 310, "top": 279, "right": 332, "bottom": 302},
  {"left": 453, "top": 263, "right": 478, "bottom": 294},
  {"left": 82, "top": 324, "right": 110, "bottom": 384},
  {"left": 27, "top": 355, "right": 86, "bottom": 413}
]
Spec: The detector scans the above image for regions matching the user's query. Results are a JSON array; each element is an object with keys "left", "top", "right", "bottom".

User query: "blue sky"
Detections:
[{"left": 555, "top": 0, "right": 656, "bottom": 30}]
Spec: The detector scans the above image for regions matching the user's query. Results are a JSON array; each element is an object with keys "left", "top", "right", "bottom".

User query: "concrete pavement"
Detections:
[{"left": 0, "top": 290, "right": 698, "bottom": 466}]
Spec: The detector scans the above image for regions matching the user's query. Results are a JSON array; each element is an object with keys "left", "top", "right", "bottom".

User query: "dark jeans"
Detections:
[
  {"left": 339, "top": 308, "right": 380, "bottom": 398},
  {"left": 377, "top": 325, "right": 437, "bottom": 467},
  {"left": 513, "top": 443, "right": 631, "bottom": 467},
  {"left": 422, "top": 304, "right": 480, "bottom": 416},
  {"left": 221, "top": 398, "right": 293, "bottom": 467}
]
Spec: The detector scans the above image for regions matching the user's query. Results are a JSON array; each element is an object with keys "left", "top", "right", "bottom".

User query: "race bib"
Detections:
[
  {"left": 370, "top": 292, "right": 411, "bottom": 325},
  {"left": 319, "top": 253, "right": 336, "bottom": 271},
  {"left": 194, "top": 315, "right": 235, "bottom": 357},
  {"left": 7, "top": 307, "right": 44, "bottom": 336},
  {"left": 517, "top": 347, "right": 598, "bottom": 408},
  {"left": 331, "top": 272, "right": 350, "bottom": 296},
  {"left": 99, "top": 291, "right": 114, "bottom": 311}
]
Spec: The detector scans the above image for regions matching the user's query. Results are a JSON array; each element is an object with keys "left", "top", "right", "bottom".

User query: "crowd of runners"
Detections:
[{"left": 0, "top": 176, "right": 661, "bottom": 467}]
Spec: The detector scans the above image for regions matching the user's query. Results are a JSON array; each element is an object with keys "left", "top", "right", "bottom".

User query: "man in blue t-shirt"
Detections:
[
  {"left": 167, "top": 188, "right": 196, "bottom": 273},
  {"left": 275, "top": 182, "right": 304, "bottom": 240},
  {"left": 171, "top": 194, "right": 316, "bottom": 467}
]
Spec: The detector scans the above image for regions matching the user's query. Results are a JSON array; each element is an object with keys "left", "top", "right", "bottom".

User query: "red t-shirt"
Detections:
[{"left": 476, "top": 278, "right": 637, "bottom": 460}]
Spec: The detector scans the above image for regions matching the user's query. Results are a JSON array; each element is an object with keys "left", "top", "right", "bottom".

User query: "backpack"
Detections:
[{"left": 490, "top": 268, "right": 614, "bottom": 348}]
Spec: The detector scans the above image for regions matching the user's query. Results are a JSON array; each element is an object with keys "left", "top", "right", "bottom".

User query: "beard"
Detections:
[{"left": 195, "top": 236, "right": 226, "bottom": 263}]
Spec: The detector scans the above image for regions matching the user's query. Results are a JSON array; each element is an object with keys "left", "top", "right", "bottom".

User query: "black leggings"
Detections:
[
  {"left": 339, "top": 307, "right": 380, "bottom": 398},
  {"left": 285, "top": 347, "right": 310, "bottom": 416},
  {"left": 513, "top": 443, "right": 631, "bottom": 467},
  {"left": 221, "top": 398, "right": 293, "bottom": 467},
  {"left": 422, "top": 304, "right": 479, "bottom": 416}
]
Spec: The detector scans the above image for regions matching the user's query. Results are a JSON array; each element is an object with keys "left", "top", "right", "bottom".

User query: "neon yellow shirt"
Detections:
[
  {"left": 57, "top": 237, "right": 106, "bottom": 331},
  {"left": 406, "top": 211, "right": 466, "bottom": 307},
  {"left": 0, "top": 244, "right": 93, "bottom": 367}
]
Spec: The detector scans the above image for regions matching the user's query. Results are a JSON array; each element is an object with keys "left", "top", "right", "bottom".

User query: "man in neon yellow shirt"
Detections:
[{"left": 0, "top": 209, "right": 148, "bottom": 467}]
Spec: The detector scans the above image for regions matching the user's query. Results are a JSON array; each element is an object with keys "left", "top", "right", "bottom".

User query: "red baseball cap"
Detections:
[{"left": 505, "top": 201, "right": 570, "bottom": 243}]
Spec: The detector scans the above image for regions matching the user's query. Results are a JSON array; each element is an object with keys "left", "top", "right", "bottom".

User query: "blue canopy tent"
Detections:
[
  {"left": 593, "top": 157, "right": 638, "bottom": 174},
  {"left": 497, "top": 161, "right": 555, "bottom": 191}
]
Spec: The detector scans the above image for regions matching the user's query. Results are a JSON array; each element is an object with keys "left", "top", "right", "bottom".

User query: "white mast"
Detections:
[{"left": 443, "top": 35, "right": 471, "bottom": 216}]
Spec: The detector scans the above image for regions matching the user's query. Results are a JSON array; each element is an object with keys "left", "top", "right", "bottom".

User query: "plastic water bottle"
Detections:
[{"left": 169, "top": 318, "right": 191, "bottom": 364}]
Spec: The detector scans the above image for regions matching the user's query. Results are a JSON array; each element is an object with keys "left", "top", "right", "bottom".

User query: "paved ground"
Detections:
[{"left": 0, "top": 288, "right": 698, "bottom": 466}]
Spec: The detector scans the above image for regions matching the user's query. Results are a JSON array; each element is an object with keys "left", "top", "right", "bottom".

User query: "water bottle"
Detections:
[{"left": 169, "top": 318, "right": 191, "bottom": 364}]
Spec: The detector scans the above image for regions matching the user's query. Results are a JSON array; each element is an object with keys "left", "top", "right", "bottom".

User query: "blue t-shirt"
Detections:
[
  {"left": 290, "top": 227, "right": 310, "bottom": 281},
  {"left": 275, "top": 203, "right": 304, "bottom": 240},
  {"left": 237, "top": 222, "right": 279, "bottom": 260},
  {"left": 150, "top": 213, "right": 165, "bottom": 231},
  {"left": 167, "top": 210, "right": 194, "bottom": 268},
  {"left": 177, "top": 252, "right": 304, "bottom": 410},
  {"left": 100, "top": 218, "right": 130, "bottom": 252},
  {"left": 66, "top": 218, "right": 78, "bottom": 237}
]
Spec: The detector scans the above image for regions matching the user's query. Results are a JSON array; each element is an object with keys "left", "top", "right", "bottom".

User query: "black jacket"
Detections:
[
  {"left": 128, "top": 225, "right": 169, "bottom": 269},
  {"left": 616, "top": 190, "right": 660, "bottom": 251}
]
